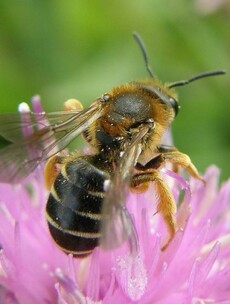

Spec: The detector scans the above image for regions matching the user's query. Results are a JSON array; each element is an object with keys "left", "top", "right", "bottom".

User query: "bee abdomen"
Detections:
[{"left": 46, "top": 157, "right": 110, "bottom": 257}]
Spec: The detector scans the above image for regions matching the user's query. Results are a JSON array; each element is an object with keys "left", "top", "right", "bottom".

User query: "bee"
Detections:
[{"left": 0, "top": 33, "right": 225, "bottom": 257}]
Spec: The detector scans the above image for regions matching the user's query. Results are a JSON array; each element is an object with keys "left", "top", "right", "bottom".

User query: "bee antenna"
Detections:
[
  {"left": 133, "top": 31, "right": 154, "bottom": 78},
  {"left": 168, "top": 70, "right": 226, "bottom": 88}
]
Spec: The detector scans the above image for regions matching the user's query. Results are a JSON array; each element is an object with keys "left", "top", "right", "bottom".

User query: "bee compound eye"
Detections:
[{"left": 169, "top": 97, "right": 180, "bottom": 116}]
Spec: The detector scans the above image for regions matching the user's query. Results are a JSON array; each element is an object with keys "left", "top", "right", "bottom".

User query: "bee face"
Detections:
[{"left": 110, "top": 80, "right": 178, "bottom": 123}]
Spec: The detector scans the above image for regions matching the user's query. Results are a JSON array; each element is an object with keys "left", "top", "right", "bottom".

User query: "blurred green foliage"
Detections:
[{"left": 0, "top": 0, "right": 229, "bottom": 180}]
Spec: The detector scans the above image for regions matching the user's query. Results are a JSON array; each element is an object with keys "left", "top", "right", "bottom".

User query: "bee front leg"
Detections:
[
  {"left": 158, "top": 146, "right": 204, "bottom": 182},
  {"left": 154, "top": 144, "right": 203, "bottom": 182},
  {"left": 136, "top": 145, "right": 203, "bottom": 182},
  {"left": 131, "top": 170, "right": 177, "bottom": 251},
  {"left": 63, "top": 98, "right": 84, "bottom": 111}
]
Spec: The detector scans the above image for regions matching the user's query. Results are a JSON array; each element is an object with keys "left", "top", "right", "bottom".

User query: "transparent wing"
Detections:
[
  {"left": 160, "top": 127, "right": 173, "bottom": 146},
  {"left": 0, "top": 111, "right": 85, "bottom": 142},
  {"left": 0, "top": 100, "right": 103, "bottom": 183},
  {"left": 100, "top": 125, "right": 150, "bottom": 252}
]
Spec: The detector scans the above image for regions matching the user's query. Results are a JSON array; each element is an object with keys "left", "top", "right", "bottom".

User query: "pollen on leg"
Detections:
[
  {"left": 154, "top": 173, "right": 177, "bottom": 250},
  {"left": 131, "top": 170, "right": 177, "bottom": 250},
  {"left": 131, "top": 182, "right": 149, "bottom": 193},
  {"left": 44, "top": 155, "right": 64, "bottom": 190}
]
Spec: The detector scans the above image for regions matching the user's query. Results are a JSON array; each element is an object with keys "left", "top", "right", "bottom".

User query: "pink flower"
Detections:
[{"left": 0, "top": 97, "right": 230, "bottom": 304}]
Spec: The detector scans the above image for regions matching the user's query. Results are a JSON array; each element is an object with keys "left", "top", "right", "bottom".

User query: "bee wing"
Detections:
[
  {"left": 0, "top": 101, "right": 103, "bottom": 183},
  {"left": 0, "top": 111, "right": 82, "bottom": 142},
  {"left": 100, "top": 125, "right": 150, "bottom": 252},
  {"left": 160, "top": 127, "right": 173, "bottom": 146}
]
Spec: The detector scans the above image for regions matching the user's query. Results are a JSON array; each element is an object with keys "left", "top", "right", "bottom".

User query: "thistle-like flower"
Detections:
[{"left": 0, "top": 97, "right": 230, "bottom": 304}]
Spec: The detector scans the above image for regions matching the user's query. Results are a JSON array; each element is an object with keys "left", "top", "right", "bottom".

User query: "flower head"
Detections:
[{"left": 0, "top": 97, "right": 230, "bottom": 303}]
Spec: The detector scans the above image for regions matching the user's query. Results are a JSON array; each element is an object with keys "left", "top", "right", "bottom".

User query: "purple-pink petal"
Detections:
[{"left": 0, "top": 120, "right": 230, "bottom": 304}]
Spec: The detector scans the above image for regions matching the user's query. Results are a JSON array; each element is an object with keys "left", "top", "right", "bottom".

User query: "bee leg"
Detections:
[
  {"left": 135, "top": 154, "right": 165, "bottom": 171},
  {"left": 131, "top": 170, "right": 177, "bottom": 250},
  {"left": 161, "top": 150, "right": 204, "bottom": 182},
  {"left": 137, "top": 145, "right": 204, "bottom": 182},
  {"left": 44, "top": 155, "right": 65, "bottom": 190},
  {"left": 157, "top": 144, "right": 179, "bottom": 172},
  {"left": 63, "top": 98, "right": 84, "bottom": 111}
]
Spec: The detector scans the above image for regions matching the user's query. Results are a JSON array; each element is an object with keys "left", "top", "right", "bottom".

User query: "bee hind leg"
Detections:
[
  {"left": 44, "top": 154, "right": 65, "bottom": 190},
  {"left": 131, "top": 170, "right": 177, "bottom": 251}
]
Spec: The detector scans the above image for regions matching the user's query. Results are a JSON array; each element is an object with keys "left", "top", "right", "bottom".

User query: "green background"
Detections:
[{"left": 0, "top": 1, "right": 229, "bottom": 181}]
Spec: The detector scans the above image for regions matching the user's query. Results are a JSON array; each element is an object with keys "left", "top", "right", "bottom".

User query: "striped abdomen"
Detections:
[{"left": 46, "top": 157, "right": 109, "bottom": 257}]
